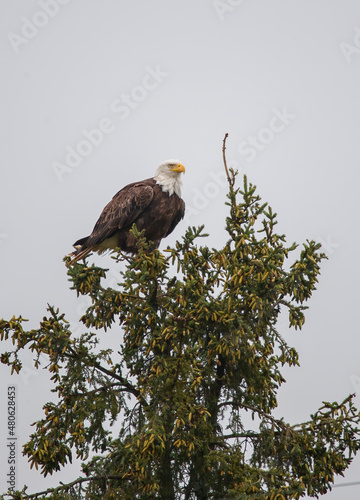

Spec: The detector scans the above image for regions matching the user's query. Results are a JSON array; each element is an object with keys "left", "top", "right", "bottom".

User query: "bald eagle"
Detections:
[{"left": 70, "top": 160, "right": 185, "bottom": 262}]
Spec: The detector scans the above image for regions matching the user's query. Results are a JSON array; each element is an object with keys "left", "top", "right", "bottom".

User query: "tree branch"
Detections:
[
  {"left": 218, "top": 400, "right": 288, "bottom": 431},
  {"left": 223, "top": 432, "right": 259, "bottom": 440},
  {"left": 92, "top": 360, "right": 148, "bottom": 407},
  {"left": 222, "top": 133, "right": 232, "bottom": 186},
  {"left": 77, "top": 382, "right": 128, "bottom": 397},
  {"left": 66, "top": 347, "right": 148, "bottom": 407},
  {"left": 22, "top": 474, "right": 124, "bottom": 499}
]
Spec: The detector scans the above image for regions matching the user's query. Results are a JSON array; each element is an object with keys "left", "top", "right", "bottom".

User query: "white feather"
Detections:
[{"left": 154, "top": 159, "right": 183, "bottom": 197}]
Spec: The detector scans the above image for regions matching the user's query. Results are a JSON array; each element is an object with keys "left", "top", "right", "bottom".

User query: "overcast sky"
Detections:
[{"left": 1, "top": 1, "right": 360, "bottom": 497}]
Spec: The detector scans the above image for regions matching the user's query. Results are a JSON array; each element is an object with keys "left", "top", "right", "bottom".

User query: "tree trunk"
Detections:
[{"left": 158, "top": 439, "right": 175, "bottom": 500}]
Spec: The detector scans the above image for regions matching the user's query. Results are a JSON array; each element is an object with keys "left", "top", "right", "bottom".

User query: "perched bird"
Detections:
[{"left": 70, "top": 159, "right": 185, "bottom": 262}]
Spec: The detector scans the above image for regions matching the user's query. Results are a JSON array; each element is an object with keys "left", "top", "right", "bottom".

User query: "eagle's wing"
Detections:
[
  {"left": 81, "top": 182, "right": 155, "bottom": 248},
  {"left": 165, "top": 198, "right": 186, "bottom": 237}
]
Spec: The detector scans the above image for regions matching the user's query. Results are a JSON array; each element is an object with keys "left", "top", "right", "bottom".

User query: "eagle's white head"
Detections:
[{"left": 154, "top": 159, "right": 185, "bottom": 197}]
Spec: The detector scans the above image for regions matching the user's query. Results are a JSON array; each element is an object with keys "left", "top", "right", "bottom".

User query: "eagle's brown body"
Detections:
[{"left": 71, "top": 175, "right": 185, "bottom": 261}]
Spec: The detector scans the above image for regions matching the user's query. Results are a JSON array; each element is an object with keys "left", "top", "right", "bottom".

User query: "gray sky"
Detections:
[{"left": 1, "top": 1, "right": 360, "bottom": 497}]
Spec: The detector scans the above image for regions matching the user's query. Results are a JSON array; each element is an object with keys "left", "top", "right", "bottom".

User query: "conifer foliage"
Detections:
[{"left": 1, "top": 137, "right": 360, "bottom": 499}]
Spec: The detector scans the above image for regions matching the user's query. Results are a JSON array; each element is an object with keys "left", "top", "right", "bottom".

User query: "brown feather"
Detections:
[{"left": 70, "top": 178, "right": 185, "bottom": 262}]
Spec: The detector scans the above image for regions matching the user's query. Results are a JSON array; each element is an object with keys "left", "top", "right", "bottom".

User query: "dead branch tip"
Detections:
[{"left": 222, "top": 133, "right": 231, "bottom": 185}]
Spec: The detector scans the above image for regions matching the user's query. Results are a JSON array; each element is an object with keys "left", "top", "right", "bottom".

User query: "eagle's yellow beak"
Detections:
[{"left": 171, "top": 163, "right": 185, "bottom": 174}]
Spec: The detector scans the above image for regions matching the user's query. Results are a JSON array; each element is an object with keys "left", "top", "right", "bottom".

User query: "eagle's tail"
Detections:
[
  {"left": 69, "top": 248, "right": 92, "bottom": 264},
  {"left": 69, "top": 236, "right": 92, "bottom": 264}
]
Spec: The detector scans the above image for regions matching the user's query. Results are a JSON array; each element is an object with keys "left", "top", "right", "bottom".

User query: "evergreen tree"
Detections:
[{"left": 1, "top": 137, "right": 360, "bottom": 499}]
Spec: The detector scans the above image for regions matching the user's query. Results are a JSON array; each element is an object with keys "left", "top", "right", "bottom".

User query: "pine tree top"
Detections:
[{"left": 1, "top": 136, "right": 359, "bottom": 500}]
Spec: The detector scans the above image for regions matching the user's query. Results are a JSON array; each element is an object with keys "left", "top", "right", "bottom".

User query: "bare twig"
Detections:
[{"left": 222, "top": 133, "right": 232, "bottom": 185}]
